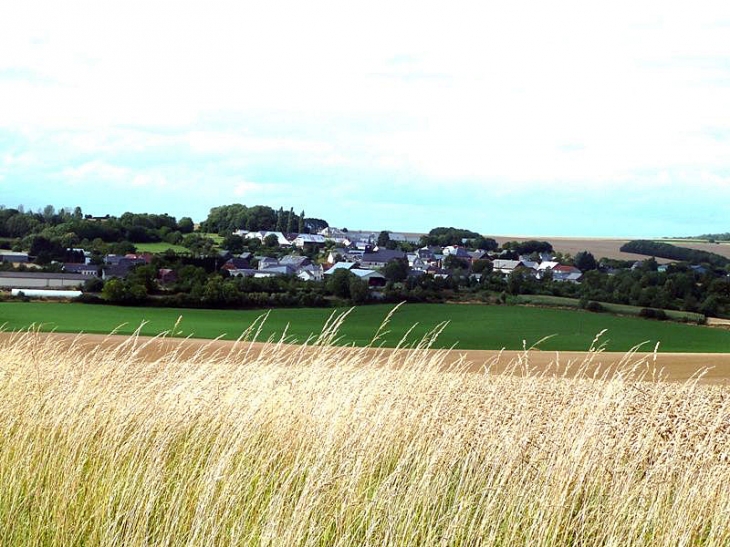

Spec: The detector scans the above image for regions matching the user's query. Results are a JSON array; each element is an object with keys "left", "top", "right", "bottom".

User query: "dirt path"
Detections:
[{"left": 2, "top": 332, "right": 729, "bottom": 385}]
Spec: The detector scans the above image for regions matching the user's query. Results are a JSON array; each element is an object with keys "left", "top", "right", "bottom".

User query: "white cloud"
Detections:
[
  {"left": 61, "top": 161, "right": 128, "bottom": 183},
  {"left": 3, "top": 0, "right": 730, "bottom": 232},
  {"left": 233, "top": 181, "right": 266, "bottom": 197}
]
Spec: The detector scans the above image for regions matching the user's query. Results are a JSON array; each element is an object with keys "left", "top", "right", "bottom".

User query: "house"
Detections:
[
  {"left": 293, "top": 234, "right": 326, "bottom": 247},
  {"left": 255, "top": 265, "right": 296, "bottom": 277},
  {"left": 297, "top": 264, "right": 324, "bottom": 282},
  {"left": 324, "top": 262, "right": 359, "bottom": 275},
  {"left": 469, "top": 250, "right": 490, "bottom": 261},
  {"left": 350, "top": 269, "right": 387, "bottom": 287},
  {"left": 0, "top": 251, "right": 29, "bottom": 263},
  {"left": 245, "top": 231, "right": 291, "bottom": 246},
  {"left": 551, "top": 265, "right": 583, "bottom": 282},
  {"left": 535, "top": 261, "right": 560, "bottom": 279},
  {"left": 63, "top": 263, "right": 99, "bottom": 276},
  {"left": 222, "top": 257, "right": 251, "bottom": 271},
  {"left": 359, "top": 249, "right": 407, "bottom": 269},
  {"left": 388, "top": 232, "right": 422, "bottom": 244},
  {"left": 227, "top": 268, "right": 258, "bottom": 278},
  {"left": 279, "top": 255, "right": 313, "bottom": 269},
  {"left": 256, "top": 256, "right": 280, "bottom": 270},
  {"left": 492, "top": 259, "right": 527, "bottom": 275},
  {"left": 0, "top": 271, "right": 88, "bottom": 289},
  {"left": 442, "top": 246, "right": 472, "bottom": 259}
]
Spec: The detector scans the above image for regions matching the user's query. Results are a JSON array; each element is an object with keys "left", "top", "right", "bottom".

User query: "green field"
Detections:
[
  {"left": 3, "top": 301, "right": 730, "bottom": 352},
  {"left": 515, "top": 294, "right": 706, "bottom": 323},
  {"left": 133, "top": 242, "right": 190, "bottom": 254}
]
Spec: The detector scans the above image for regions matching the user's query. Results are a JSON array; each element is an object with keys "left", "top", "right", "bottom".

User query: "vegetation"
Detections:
[
  {"left": 0, "top": 327, "right": 729, "bottom": 545},
  {"left": 4, "top": 302, "right": 730, "bottom": 352},
  {"left": 621, "top": 240, "right": 730, "bottom": 268}
]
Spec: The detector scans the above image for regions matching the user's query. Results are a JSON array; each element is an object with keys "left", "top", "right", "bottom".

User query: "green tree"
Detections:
[
  {"left": 286, "top": 208, "right": 294, "bottom": 233},
  {"left": 178, "top": 217, "right": 194, "bottom": 234},
  {"left": 222, "top": 234, "right": 245, "bottom": 254},
  {"left": 326, "top": 269, "right": 354, "bottom": 298},
  {"left": 574, "top": 251, "right": 598, "bottom": 271},
  {"left": 383, "top": 258, "right": 409, "bottom": 282},
  {"left": 349, "top": 277, "right": 369, "bottom": 304},
  {"left": 264, "top": 234, "right": 279, "bottom": 248},
  {"left": 298, "top": 210, "right": 305, "bottom": 234},
  {"left": 377, "top": 231, "right": 391, "bottom": 248}
]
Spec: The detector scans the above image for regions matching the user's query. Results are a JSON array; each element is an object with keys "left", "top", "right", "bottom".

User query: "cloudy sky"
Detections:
[{"left": 1, "top": 1, "right": 729, "bottom": 237}]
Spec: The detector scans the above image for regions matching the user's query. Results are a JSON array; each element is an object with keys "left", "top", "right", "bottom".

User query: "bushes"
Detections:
[{"left": 639, "top": 308, "right": 668, "bottom": 321}]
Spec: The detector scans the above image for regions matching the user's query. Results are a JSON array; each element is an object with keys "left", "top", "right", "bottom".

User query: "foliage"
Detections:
[
  {"left": 420, "top": 227, "right": 481, "bottom": 247},
  {"left": 621, "top": 240, "right": 730, "bottom": 267},
  {"left": 502, "top": 239, "right": 554, "bottom": 255},
  {"left": 574, "top": 250, "right": 598, "bottom": 271}
]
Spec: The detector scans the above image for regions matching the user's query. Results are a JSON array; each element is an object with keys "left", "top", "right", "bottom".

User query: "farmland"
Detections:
[
  {"left": 1, "top": 329, "right": 729, "bottom": 545},
  {"left": 492, "top": 235, "right": 730, "bottom": 262},
  {"left": 3, "top": 301, "right": 730, "bottom": 353}
]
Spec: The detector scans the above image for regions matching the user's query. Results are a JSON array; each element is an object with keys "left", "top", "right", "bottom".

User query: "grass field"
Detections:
[
  {"left": 3, "top": 301, "right": 730, "bottom": 352},
  {"left": 132, "top": 242, "right": 190, "bottom": 254},
  {"left": 1, "top": 330, "right": 729, "bottom": 545},
  {"left": 515, "top": 294, "right": 706, "bottom": 323}
]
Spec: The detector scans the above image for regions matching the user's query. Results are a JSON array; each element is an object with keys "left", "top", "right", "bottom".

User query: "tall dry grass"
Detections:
[{"left": 0, "top": 315, "right": 729, "bottom": 546}]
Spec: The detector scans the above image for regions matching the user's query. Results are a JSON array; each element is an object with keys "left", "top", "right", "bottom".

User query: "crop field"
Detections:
[
  {"left": 0, "top": 328, "right": 729, "bottom": 545},
  {"left": 3, "top": 301, "right": 730, "bottom": 353}
]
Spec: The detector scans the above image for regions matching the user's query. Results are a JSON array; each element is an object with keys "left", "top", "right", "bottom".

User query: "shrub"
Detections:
[{"left": 639, "top": 307, "right": 668, "bottom": 320}]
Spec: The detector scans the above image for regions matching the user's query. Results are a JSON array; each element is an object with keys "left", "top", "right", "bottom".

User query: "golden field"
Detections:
[{"left": 1, "top": 323, "right": 729, "bottom": 546}]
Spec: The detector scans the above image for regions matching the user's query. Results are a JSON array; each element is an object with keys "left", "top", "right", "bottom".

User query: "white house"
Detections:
[
  {"left": 293, "top": 234, "right": 326, "bottom": 247},
  {"left": 245, "top": 231, "right": 291, "bottom": 246}
]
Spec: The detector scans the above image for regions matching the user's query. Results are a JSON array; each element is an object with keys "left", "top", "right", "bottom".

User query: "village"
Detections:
[{"left": 0, "top": 226, "right": 587, "bottom": 294}]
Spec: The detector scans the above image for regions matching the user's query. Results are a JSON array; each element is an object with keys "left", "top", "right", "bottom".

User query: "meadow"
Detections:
[
  {"left": 3, "top": 301, "right": 730, "bottom": 352},
  {"left": 0, "top": 326, "right": 729, "bottom": 545}
]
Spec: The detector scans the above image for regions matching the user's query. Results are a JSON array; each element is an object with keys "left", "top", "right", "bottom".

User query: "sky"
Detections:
[{"left": 1, "top": 1, "right": 730, "bottom": 237}]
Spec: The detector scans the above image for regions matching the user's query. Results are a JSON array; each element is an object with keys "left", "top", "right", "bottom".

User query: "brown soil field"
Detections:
[
  {"left": 491, "top": 236, "right": 730, "bottom": 262},
  {"left": 3, "top": 332, "right": 730, "bottom": 385},
  {"left": 491, "top": 236, "right": 667, "bottom": 262}
]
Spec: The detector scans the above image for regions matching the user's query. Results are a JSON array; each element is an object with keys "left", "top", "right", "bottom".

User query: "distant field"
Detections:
[
  {"left": 491, "top": 235, "right": 730, "bottom": 262},
  {"left": 3, "top": 302, "right": 730, "bottom": 352}
]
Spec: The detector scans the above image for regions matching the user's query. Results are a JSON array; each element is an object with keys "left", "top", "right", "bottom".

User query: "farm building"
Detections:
[
  {"left": 11, "top": 289, "right": 82, "bottom": 299},
  {"left": 0, "top": 251, "right": 30, "bottom": 263},
  {"left": 0, "top": 272, "right": 88, "bottom": 289}
]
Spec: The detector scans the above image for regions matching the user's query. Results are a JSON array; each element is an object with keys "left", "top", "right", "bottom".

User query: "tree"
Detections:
[
  {"left": 298, "top": 210, "right": 305, "bottom": 234},
  {"left": 286, "top": 208, "right": 294, "bottom": 234},
  {"left": 383, "top": 258, "right": 409, "bottom": 282},
  {"left": 574, "top": 251, "right": 598, "bottom": 271},
  {"left": 222, "top": 234, "right": 245, "bottom": 254},
  {"left": 326, "top": 269, "right": 355, "bottom": 298},
  {"left": 377, "top": 231, "right": 391, "bottom": 248},
  {"left": 276, "top": 207, "right": 285, "bottom": 232},
  {"left": 349, "top": 277, "right": 369, "bottom": 304},
  {"left": 444, "top": 255, "right": 470, "bottom": 271},
  {"left": 471, "top": 236, "right": 498, "bottom": 252},
  {"left": 472, "top": 259, "right": 493, "bottom": 274},
  {"left": 178, "top": 217, "right": 194, "bottom": 234},
  {"left": 264, "top": 234, "right": 279, "bottom": 248}
]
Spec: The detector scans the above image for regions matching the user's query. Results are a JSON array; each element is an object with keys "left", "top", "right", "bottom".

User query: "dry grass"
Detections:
[{"left": 1, "top": 316, "right": 730, "bottom": 546}]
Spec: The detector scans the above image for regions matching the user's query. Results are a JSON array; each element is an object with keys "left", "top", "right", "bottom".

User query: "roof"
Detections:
[
  {"left": 224, "top": 257, "right": 251, "bottom": 269},
  {"left": 350, "top": 268, "right": 386, "bottom": 279},
  {"left": 324, "top": 262, "right": 358, "bottom": 274},
  {"left": 553, "top": 265, "right": 581, "bottom": 273},
  {"left": 360, "top": 249, "right": 407, "bottom": 264},
  {"left": 492, "top": 259, "right": 523, "bottom": 270}
]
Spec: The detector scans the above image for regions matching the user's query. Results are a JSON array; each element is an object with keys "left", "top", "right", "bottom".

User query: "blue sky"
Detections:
[{"left": 1, "top": 1, "right": 730, "bottom": 237}]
